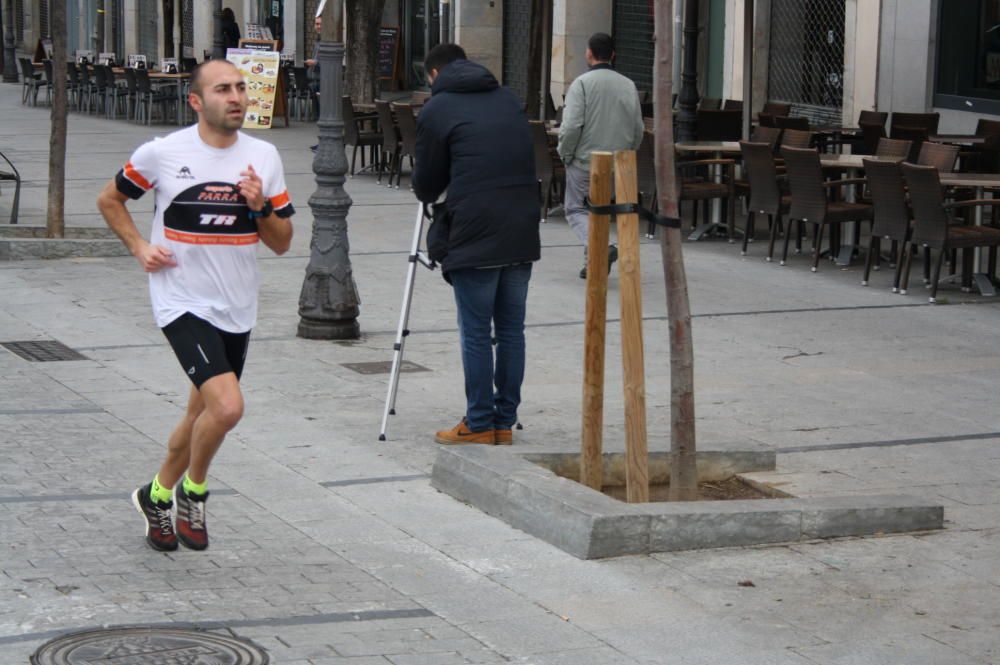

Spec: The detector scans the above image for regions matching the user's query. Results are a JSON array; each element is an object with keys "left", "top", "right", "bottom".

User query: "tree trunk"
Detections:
[
  {"left": 344, "top": 0, "right": 386, "bottom": 105},
  {"left": 163, "top": 0, "right": 175, "bottom": 58},
  {"left": 47, "top": 0, "right": 68, "bottom": 239},
  {"left": 653, "top": 0, "right": 698, "bottom": 500},
  {"left": 524, "top": 0, "right": 546, "bottom": 118}
]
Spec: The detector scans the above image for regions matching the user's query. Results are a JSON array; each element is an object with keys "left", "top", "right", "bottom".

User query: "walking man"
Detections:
[
  {"left": 96, "top": 60, "right": 294, "bottom": 551},
  {"left": 558, "top": 32, "right": 645, "bottom": 279},
  {"left": 413, "top": 44, "right": 540, "bottom": 446}
]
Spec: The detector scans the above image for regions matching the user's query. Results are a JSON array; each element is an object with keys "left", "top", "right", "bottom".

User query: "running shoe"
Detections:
[
  {"left": 131, "top": 483, "right": 178, "bottom": 552},
  {"left": 174, "top": 486, "right": 210, "bottom": 550}
]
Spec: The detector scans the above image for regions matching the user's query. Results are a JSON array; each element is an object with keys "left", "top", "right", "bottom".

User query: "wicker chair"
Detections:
[
  {"left": 857, "top": 110, "right": 888, "bottom": 129},
  {"left": 856, "top": 122, "right": 886, "bottom": 155},
  {"left": 750, "top": 126, "right": 782, "bottom": 150},
  {"left": 890, "top": 112, "right": 939, "bottom": 136},
  {"left": 18, "top": 58, "right": 42, "bottom": 105},
  {"left": 891, "top": 125, "right": 929, "bottom": 162},
  {"left": 740, "top": 141, "right": 790, "bottom": 259},
  {"left": 779, "top": 146, "right": 873, "bottom": 271},
  {"left": 862, "top": 159, "right": 912, "bottom": 291},
  {"left": 875, "top": 137, "right": 912, "bottom": 160},
  {"left": 723, "top": 99, "right": 744, "bottom": 111},
  {"left": 761, "top": 101, "right": 792, "bottom": 118},
  {"left": 916, "top": 142, "right": 959, "bottom": 173},
  {"left": 528, "top": 121, "right": 565, "bottom": 223},
  {"left": 699, "top": 97, "right": 721, "bottom": 110},
  {"left": 375, "top": 100, "right": 401, "bottom": 187},
  {"left": 780, "top": 129, "right": 812, "bottom": 149},
  {"left": 900, "top": 163, "right": 1000, "bottom": 302},
  {"left": 342, "top": 96, "right": 382, "bottom": 178},
  {"left": 391, "top": 103, "right": 420, "bottom": 189},
  {"left": 775, "top": 115, "right": 810, "bottom": 132}
]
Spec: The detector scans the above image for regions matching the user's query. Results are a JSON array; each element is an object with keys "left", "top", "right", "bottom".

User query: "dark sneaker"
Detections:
[
  {"left": 580, "top": 245, "right": 618, "bottom": 280},
  {"left": 175, "top": 486, "right": 210, "bottom": 550},
  {"left": 131, "top": 484, "right": 178, "bottom": 552}
]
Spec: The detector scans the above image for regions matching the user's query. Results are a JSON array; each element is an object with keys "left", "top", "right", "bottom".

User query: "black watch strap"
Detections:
[{"left": 250, "top": 199, "right": 273, "bottom": 218}]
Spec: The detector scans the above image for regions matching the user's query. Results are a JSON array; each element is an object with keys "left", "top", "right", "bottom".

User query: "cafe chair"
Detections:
[
  {"left": 780, "top": 146, "right": 873, "bottom": 272},
  {"left": 740, "top": 141, "right": 790, "bottom": 260},
  {"left": 891, "top": 125, "right": 929, "bottom": 163},
  {"left": 19, "top": 58, "right": 42, "bottom": 105},
  {"left": 775, "top": 115, "right": 810, "bottom": 132},
  {"left": 916, "top": 142, "right": 959, "bottom": 173},
  {"left": 134, "top": 68, "right": 175, "bottom": 125},
  {"left": 780, "top": 129, "right": 812, "bottom": 149},
  {"left": 290, "top": 67, "right": 314, "bottom": 121},
  {"left": 375, "top": 100, "right": 401, "bottom": 187},
  {"left": 863, "top": 159, "right": 913, "bottom": 291},
  {"left": 528, "top": 121, "right": 564, "bottom": 224},
  {"left": 342, "top": 96, "right": 383, "bottom": 178},
  {"left": 391, "top": 103, "right": 420, "bottom": 190},
  {"left": 875, "top": 137, "right": 912, "bottom": 160},
  {"left": 698, "top": 97, "right": 721, "bottom": 110},
  {"left": 900, "top": 163, "right": 1000, "bottom": 302},
  {"left": 636, "top": 131, "right": 659, "bottom": 238},
  {"left": 890, "top": 112, "right": 940, "bottom": 136},
  {"left": 761, "top": 101, "right": 792, "bottom": 118},
  {"left": 678, "top": 155, "right": 737, "bottom": 239},
  {"left": 0, "top": 150, "right": 21, "bottom": 225}
]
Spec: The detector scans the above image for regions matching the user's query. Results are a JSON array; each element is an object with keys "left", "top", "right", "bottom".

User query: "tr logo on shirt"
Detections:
[{"left": 199, "top": 214, "right": 238, "bottom": 226}]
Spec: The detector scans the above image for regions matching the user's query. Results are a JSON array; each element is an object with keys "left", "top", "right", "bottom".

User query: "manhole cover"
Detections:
[
  {"left": 341, "top": 360, "right": 430, "bottom": 375},
  {"left": 31, "top": 627, "right": 269, "bottom": 664},
  {"left": 2, "top": 340, "right": 88, "bottom": 362}
]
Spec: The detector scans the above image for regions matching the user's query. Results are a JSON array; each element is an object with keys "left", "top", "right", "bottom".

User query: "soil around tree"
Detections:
[{"left": 601, "top": 476, "right": 779, "bottom": 503}]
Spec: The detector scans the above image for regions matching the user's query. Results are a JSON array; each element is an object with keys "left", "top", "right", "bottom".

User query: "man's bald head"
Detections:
[{"left": 190, "top": 59, "right": 242, "bottom": 97}]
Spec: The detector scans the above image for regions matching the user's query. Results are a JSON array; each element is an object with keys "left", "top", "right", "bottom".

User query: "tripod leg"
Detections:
[{"left": 380, "top": 204, "right": 428, "bottom": 440}]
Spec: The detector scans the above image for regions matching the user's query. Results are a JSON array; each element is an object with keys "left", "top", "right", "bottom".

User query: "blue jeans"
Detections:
[{"left": 449, "top": 263, "right": 533, "bottom": 432}]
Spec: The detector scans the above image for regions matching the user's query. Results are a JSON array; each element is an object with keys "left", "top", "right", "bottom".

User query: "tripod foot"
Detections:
[
  {"left": 378, "top": 434, "right": 386, "bottom": 441},
  {"left": 389, "top": 408, "right": 396, "bottom": 415},
  {"left": 516, "top": 422, "right": 523, "bottom": 430}
]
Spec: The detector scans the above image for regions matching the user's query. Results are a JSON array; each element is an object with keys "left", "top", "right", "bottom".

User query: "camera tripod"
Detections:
[{"left": 379, "top": 203, "right": 437, "bottom": 441}]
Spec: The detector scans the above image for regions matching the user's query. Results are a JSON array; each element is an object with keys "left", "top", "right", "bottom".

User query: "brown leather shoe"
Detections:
[
  {"left": 435, "top": 419, "right": 495, "bottom": 445},
  {"left": 494, "top": 428, "right": 512, "bottom": 445}
]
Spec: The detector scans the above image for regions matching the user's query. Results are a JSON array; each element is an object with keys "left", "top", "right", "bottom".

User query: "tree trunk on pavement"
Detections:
[
  {"left": 46, "top": 0, "right": 68, "bottom": 239},
  {"left": 653, "top": 0, "right": 698, "bottom": 500},
  {"left": 524, "top": 0, "right": 546, "bottom": 118},
  {"left": 345, "top": 0, "right": 386, "bottom": 105}
]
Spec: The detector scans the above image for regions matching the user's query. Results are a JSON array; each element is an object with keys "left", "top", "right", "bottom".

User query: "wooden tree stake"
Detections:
[
  {"left": 615, "top": 150, "right": 650, "bottom": 504},
  {"left": 580, "top": 152, "right": 613, "bottom": 492}
]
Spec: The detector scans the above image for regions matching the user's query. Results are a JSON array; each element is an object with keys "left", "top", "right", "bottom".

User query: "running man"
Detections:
[{"left": 96, "top": 60, "right": 294, "bottom": 551}]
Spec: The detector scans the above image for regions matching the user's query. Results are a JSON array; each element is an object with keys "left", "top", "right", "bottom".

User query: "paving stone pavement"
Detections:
[{"left": 1, "top": 84, "right": 999, "bottom": 664}]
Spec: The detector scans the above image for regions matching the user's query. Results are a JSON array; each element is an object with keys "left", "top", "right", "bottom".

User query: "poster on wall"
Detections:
[{"left": 226, "top": 48, "right": 280, "bottom": 129}]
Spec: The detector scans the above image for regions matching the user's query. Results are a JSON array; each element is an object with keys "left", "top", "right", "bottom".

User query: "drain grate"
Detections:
[
  {"left": 31, "top": 627, "right": 269, "bottom": 664},
  {"left": 2, "top": 340, "right": 88, "bottom": 362},
  {"left": 341, "top": 360, "right": 430, "bottom": 375}
]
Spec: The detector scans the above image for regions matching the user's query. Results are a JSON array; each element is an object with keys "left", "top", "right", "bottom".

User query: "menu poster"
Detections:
[
  {"left": 161, "top": 58, "right": 179, "bottom": 74},
  {"left": 245, "top": 23, "right": 273, "bottom": 40},
  {"left": 98, "top": 52, "right": 116, "bottom": 65},
  {"left": 75, "top": 49, "right": 95, "bottom": 64},
  {"left": 226, "top": 48, "right": 280, "bottom": 129},
  {"left": 127, "top": 54, "right": 147, "bottom": 69}
]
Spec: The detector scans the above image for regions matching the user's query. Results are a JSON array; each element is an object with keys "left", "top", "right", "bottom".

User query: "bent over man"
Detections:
[
  {"left": 97, "top": 60, "right": 294, "bottom": 551},
  {"left": 413, "top": 44, "right": 540, "bottom": 446}
]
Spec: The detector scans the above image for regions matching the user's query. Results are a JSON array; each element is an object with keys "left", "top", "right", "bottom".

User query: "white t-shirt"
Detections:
[{"left": 116, "top": 126, "right": 294, "bottom": 333}]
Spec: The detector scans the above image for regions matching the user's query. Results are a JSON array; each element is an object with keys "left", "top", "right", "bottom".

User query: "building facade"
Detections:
[{"left": 8, "top": 0, "right": 996, "bottom": 133}]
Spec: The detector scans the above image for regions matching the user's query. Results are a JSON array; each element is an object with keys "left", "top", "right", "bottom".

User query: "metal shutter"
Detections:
[
  {"left": 502, "top": 0, "right": 531, "bottom": 103},
  {"left": 612, "top": 0, "right": 654, "bottom": 96}
]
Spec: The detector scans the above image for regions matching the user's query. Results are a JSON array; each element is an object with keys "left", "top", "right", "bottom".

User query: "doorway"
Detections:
[{"left": 404, "top": 0, "right": 439, "bottom": 88}]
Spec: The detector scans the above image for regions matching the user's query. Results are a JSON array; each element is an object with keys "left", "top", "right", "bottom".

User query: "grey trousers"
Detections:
[
  {"left": 564, "top": 163, "right": 591, "bottom": 246},
  {"left": 564, "top": 163, "right": 615, "bottom": 250}
]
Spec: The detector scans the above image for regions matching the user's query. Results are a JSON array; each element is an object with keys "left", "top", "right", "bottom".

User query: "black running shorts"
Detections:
[{"left": 161, "top": 312, "right": 251, "bottom": 388}]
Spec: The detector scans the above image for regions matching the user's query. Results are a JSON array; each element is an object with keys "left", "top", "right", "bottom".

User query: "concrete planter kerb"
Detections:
[{"left": 431, "top": 445, "right": 944, "bottom": 559}]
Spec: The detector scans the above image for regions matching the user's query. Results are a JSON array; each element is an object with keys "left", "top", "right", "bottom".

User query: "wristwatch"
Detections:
[{"left": 248, "top": 199, "right": 273, "bottom": 220}]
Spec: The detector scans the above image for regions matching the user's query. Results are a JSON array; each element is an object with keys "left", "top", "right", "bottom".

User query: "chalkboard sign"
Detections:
[
  {"left": 378, "top": 26, "right": 399, "bottom": 81},
  {"left": 239, "top": 38, "right": 280, "bottom": 53}
]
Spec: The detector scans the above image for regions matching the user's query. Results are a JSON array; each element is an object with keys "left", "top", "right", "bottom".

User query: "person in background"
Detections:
[
  {"left": 412, "top": 44, "right": 540, "bottom": 446},
  {"left": 221, "top": 8, "right": 241, "bottom": 52},
  {"left": 558, "top": 32, "right": 645, "bottom": 279}
]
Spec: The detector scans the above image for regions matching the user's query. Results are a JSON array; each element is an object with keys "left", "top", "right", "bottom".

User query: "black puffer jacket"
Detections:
[{"left": 413, "top": 59, "right": 540, "bottom": 276}]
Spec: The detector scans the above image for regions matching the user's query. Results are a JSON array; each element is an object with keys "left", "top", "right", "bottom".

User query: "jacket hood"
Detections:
[{"left": 431, "top": 60, "right": 499, "bottom": 95}]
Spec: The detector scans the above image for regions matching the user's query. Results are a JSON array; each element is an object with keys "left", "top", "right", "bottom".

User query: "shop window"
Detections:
[{"left": 936, "top": 0, "right": 1000, "bottom": 109}]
